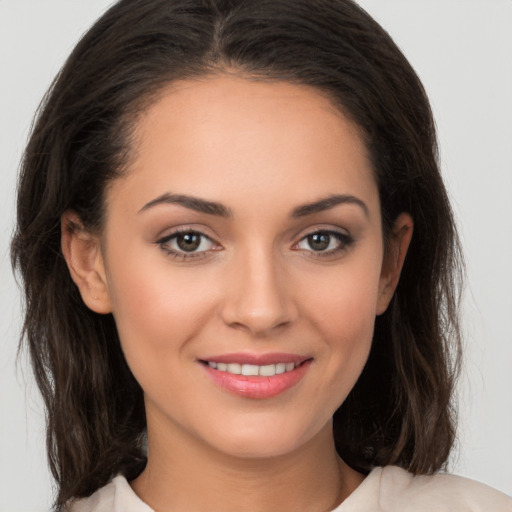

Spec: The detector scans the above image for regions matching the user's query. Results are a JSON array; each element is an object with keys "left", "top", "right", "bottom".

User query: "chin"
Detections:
[
  {"left": 217, "top": 437, "right": 301, "bottom": 460},
  {"left": 201, "top": 417, "right": 327, "bottom": 461}
]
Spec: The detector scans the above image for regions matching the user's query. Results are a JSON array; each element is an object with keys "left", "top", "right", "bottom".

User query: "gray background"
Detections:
[{"left": 1, "top": 1, "right": 511, "bottom": 510}]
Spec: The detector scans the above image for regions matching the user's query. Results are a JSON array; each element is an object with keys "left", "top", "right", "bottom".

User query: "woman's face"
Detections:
[{"left": 72, "top": 76, "right": 410, "bottom": 459}]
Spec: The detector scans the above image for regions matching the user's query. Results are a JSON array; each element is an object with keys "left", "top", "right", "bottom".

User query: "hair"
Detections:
[{"left": 11, "top": 0, "right": 463, "bottom": 508}]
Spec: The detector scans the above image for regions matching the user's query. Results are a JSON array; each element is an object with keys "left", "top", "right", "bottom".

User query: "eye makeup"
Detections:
[
  {"left": 156, "top": 227, "right": 221, "bottom": 261},
  {"left": 155, "top": 225, "right": 355, "bottom": 262},
  {"left": 295, "top": 229, "right": 354, "bottom": 258}
]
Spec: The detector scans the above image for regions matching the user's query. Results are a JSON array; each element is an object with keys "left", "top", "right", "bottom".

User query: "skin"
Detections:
[{"left": 62, "top": 75, "right": 412, "bottom": 511}]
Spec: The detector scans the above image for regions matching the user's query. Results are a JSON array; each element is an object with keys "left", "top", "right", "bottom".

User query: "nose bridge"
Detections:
[{"left": 220, "top": 241, "right": 296, "bottom": 335}]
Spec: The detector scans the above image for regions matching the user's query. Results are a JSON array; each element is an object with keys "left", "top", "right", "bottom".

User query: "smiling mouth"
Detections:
[
  {"left": 204, "top": 361, "right": 299, "bottom": 377},
  {"left": 199, "top": 357, "right": 313, "bottom": 398}
]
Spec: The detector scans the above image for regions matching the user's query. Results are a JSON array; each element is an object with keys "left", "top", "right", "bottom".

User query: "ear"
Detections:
[
  {"left": 61, "top": 211, "right": 112, "bottom": 314},
  {"left": 376, "top": 212, "right": 413, "bottom": 315}
]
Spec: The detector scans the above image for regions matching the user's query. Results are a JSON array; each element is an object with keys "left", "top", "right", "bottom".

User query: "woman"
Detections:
[{"left": 10, "top": 0, "right": 512, "bottom": 510}]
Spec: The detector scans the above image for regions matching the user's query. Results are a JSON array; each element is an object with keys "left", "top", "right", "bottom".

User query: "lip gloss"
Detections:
[{"left": 200, "top": 354, "right": 312, "bottom": 399}]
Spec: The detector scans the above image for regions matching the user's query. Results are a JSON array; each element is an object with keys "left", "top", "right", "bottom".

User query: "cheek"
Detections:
[
  {"left": 105, "top": 250, "right": 218, "bottom": 363},
  {"left": 106, "top": 265, "right": 220, "bottom": 410},
  {"left": 302, "top": 255, "right": 383, "bottom": 384},
  {"left": 306, "top": 253, "right": 382, "bottom": 334},
  {"left": 320, "top": 292, "right": 376, "bottom": 376}
]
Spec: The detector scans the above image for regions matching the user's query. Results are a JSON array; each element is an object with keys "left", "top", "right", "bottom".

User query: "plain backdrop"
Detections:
[{"left": 1, "top": 1, "right": 511, "bottom": 510}]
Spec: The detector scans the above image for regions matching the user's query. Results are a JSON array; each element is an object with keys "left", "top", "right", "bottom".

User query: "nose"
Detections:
[{"left": 220, "top": 246, "right": 298, "bottom": 337}]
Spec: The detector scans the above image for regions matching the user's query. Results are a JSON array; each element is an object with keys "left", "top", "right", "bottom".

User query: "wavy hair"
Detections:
[{"left": 11, "top": 0, "right": 463, "bottom": 508}]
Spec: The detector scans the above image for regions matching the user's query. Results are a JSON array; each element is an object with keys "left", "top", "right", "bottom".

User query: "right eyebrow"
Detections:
[
  {"left": 291, "top": 194, "right": 369, "bottom": 218},
  {"left": 138, "top": 193, "right": 232, "bottom": 217}
]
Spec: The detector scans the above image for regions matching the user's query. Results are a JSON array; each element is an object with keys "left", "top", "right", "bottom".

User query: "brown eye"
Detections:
[
  {"left": 307, "top": 233, "right": 331, "bottom": 251},
  {"left": 176, "top": 232, "right": 201, "bottom": 252},
  {"left": 157, "top": 230, "right": 217, "bottom": 256},
  {"left": 296, "top": 230, "right": 353, "bottom": 255}
]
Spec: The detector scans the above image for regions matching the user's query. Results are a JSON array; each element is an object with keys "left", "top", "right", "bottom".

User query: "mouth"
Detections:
[
  {"left": 202, "top": 361, "right": 299, "bottom": 377},
  {"left": 199, "top": 354, "right": 313, "bottom": 399}
]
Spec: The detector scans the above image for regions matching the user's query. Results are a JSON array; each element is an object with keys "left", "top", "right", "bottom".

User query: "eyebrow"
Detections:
[
  {"left": 138, "top": 192, "right": 368, "bottom": 219},
  {"left": 291, "top": 194, "right": 369, "bottom": 218},
  {"left": 138, "top": 193, "right": 232, "bottom": 217}
]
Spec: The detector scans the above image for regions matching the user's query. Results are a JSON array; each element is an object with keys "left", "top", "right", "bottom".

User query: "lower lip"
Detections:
[{"left": 201, "top": 361, "right": 311, "bottom": 399}]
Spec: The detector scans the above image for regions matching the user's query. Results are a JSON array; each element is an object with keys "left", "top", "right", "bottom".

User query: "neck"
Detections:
[{"left": 131, "top": 414, "right": 364, "bottom": 512}]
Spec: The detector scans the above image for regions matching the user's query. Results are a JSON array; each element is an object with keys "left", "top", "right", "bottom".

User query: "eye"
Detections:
[
  {"left": 157, "top": 230, "right": 218, "bottom": 258},
  {"left": 296, "top": 230, "right": 353, "bottom": 254}
]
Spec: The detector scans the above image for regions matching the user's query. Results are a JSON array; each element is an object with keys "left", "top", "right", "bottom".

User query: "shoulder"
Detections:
[
  {"left": 66, "top": 475, "right": 153, "bottom": 512},
  {"left": 342, "top": 465, "right": 512, "bottom": 512}
]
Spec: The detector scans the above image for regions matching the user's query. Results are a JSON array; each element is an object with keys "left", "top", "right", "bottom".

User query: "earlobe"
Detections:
[
  {"left": 376, "top": 212, "right": 413, "bottom": 315},
  {"left": 61, "top": 211, "right": 112, "bottom": 314}
]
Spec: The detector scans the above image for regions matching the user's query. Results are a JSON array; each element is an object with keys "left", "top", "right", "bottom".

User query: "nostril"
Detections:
[{"left": 218, "top": 265, "right": 298, "bottom": 335}]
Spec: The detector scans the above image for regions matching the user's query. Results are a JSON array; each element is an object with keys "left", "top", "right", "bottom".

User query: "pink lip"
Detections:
[
  {"left": 199, "top": 353, "right": 312, "bottom": 399},
  {"left": 201, "top": 352, "right": 308, "bottom": 365}
]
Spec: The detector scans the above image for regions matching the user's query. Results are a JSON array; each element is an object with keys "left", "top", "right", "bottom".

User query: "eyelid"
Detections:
[
  {"left": 293, "top": 225, "right": 351, "bottom": 243},
  {"left": 156, "top": 227, "right": 222, "bottom": 260},
  {"left": 292, "top": 227, "right": 354, "bottom": 257}
]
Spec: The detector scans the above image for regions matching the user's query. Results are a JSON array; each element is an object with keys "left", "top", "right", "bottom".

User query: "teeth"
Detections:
[
  {"left": 259, "top": 364, "right": 276, "bottom": 377},
  {"left": 242, "top": 364, "right": 260, "bottom": 376},
  {"left": 207, "top": 361, "right": 298, "bottom": 376},
  {"left": 275, "top": 363, "right": 286, "bottom": 374},
  {"left": 227, "top": 363, "right": 241, "bottom": 374}
]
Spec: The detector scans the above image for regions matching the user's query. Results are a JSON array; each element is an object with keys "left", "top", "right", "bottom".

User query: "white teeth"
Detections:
[
  {"left": 275, "top": 363, "right": 286, "bottom": 375},
  {"left": 207, "top": 361, "right": 299, "bottom": 376},
  {"left": 226, "top": 363, "right": 241, "bottom": 374},
  {"left": 259, "top": 364, "right": 276, "bottom": 377},
  {"left": 242, "top": 364, "right": 260, "bottom": 376}
]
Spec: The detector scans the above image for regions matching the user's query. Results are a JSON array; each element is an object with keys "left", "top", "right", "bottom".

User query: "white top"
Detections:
[{"left": 68, "top": 465, "right": 512, "bottom": 511}]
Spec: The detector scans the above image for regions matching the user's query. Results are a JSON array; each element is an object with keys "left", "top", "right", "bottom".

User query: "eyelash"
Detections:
[
  {"left": 156, "top": 228, "right": 219, "bottom": 261},
  {"left": 156, "top": 228, "right": 354, "bottom": 261},
  {"left": 294, "top": 229, "right": 354, "bottom": 258}
]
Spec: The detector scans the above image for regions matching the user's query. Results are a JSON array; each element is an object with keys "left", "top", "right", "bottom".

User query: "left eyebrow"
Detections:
[
  {"left": 138, "top": 193, "right": 232, "bottom": 217},
  {"left": 291, "top": 194, "right": 369, "bottom": 218}
]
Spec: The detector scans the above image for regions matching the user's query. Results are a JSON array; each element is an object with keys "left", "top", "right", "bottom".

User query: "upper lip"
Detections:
[{"left": 199, "top": 352, "right": 311, "bottom": 366}]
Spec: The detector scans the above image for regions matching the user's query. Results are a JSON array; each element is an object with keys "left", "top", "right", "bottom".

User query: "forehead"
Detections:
[{"left": 109, "top": 75, "right": 379, "bottom": 219}]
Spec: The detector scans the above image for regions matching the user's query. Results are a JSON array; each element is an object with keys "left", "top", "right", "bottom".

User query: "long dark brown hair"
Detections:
[{"left": 11, "top": 0, "right": 463, "bottom": 508}]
